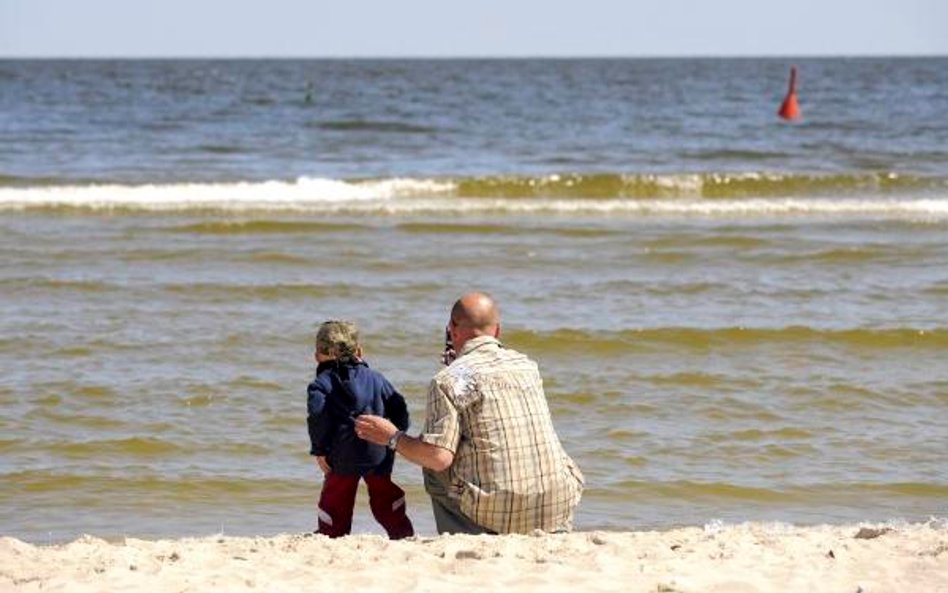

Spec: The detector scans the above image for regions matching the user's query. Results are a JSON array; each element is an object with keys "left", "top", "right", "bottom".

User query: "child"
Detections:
[{"left": 306, "top": 320, "right": 414, "bottom": 539}]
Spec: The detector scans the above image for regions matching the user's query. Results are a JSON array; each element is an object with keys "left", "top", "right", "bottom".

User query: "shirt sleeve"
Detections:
[
  {"left": 306, "top": 381, "right": 333, "bottom": 456},
  {"left": 383, "top": 379, "right": 411, "bottom": 431},
  {"left": 419, "top": 377, "right": 461, "bottom": 453}
]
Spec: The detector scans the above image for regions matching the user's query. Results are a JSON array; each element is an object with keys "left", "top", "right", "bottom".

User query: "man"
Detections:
[{"left": 354, "top": 292, "right": 584, "bottom": 534}]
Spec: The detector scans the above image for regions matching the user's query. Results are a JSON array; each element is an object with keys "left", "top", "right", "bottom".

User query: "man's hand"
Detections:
[
  {"left": 315, "top": 455, "right": 331, "bottom": 474},
  {"left": 354, "top": 415, "right": 398, "bottom": 445}
]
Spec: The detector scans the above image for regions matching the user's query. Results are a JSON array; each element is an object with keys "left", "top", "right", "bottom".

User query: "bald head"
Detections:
[{"left": 450, "top": 292, "right": 500, "bottom": 338}]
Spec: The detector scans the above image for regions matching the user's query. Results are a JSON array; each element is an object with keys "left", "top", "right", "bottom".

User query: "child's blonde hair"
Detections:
[{"left": 316, "top": 320, "right": 361, "bottom": 363}]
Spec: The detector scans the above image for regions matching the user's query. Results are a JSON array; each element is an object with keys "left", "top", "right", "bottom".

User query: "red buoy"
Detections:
[{"left": 778, "top": 66, "right": 801, "bottom": 120}]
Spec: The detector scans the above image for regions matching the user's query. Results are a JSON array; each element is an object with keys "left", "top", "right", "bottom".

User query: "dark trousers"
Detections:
[
  {"left": 317, "top": 472, "right": 414, "bottom": 540},
  {"left": 423, "top": 469, "right": 495, "bottom": 535}
]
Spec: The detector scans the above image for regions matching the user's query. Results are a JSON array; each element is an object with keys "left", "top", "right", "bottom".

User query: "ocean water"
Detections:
[{"left": 1, "top": 58, "right": 947, "bottom": 542}]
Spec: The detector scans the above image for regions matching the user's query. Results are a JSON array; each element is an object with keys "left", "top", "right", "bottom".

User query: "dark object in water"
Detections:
[{"left": 854, "top": 527, "right": 893, "bottom": 540}]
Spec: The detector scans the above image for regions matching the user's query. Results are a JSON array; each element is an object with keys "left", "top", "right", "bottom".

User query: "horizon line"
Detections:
[{"left": 2, "top": 52, "right": 946, "bottom": 60}]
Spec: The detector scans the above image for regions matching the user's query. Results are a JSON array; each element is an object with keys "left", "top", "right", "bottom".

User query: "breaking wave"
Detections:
[{"left": 1, "top": 172, "right": 947, "bottom": 218}]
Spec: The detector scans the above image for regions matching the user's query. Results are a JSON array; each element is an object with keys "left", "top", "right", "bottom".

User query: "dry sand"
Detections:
[{"left": 1, "top": 522, "right": 946, "bottom": 592}]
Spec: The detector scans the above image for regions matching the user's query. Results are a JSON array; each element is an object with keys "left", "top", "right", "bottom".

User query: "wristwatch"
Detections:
[{"left": 387, "top": 430, "right": 404, "bottom": 451}]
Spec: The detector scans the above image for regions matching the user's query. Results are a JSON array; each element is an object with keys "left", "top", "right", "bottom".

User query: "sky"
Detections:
[{"left": 1, "top": 0, "right": 946, "bottom": 58}]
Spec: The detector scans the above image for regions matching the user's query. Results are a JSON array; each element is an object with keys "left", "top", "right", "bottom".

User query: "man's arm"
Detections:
[{"left": 354, "top": 415, "right": 454, "bottom": 471}]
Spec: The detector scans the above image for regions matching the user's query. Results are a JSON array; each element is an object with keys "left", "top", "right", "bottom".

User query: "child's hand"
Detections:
[{"left": 315, "top": 455, "right": 331, "bottom": 474}]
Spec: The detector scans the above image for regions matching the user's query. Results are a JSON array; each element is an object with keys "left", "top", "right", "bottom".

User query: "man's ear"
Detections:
[{"left": 493, "top": 323, "right": 501, "bottom": 338}]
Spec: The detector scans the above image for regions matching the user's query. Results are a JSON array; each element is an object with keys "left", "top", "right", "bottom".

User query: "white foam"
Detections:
[
  {"left": 0, "top": 177, "right": 455, "bottom": 211},
  {"left": 386, "top": 196, "right": 948, "bottom": 220},
  {"left": 2, "top": 179, "right": 947, "bottom": 220}
]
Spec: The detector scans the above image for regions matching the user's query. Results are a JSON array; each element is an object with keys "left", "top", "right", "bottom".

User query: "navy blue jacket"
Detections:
[{"left": 307, "top": 359, "right": 410, "bottom": 476}]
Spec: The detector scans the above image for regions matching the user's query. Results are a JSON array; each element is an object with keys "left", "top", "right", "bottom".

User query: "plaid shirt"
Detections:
[{"left": 421, "top": 336, "right": 584, "bottom": 534}]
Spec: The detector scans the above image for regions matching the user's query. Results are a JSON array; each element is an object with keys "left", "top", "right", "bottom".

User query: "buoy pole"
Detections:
[{"left": 778, "top": 66, "right": 801, "bottom": 120}]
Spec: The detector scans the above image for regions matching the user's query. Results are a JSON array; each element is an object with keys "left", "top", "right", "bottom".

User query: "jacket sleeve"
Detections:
[
  {"left": 382, "top": 380, "right": 410, "bottom": 432},
  {"left": 307, "top": 381, "right": 334, "bottom": 456}
]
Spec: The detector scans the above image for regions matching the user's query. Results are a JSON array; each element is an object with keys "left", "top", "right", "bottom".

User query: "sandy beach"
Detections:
[{"left": 2, "top": 522, "right": 945, "bottom": 593}]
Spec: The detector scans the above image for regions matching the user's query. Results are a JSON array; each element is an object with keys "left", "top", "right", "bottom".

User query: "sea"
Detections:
[{"left": 1, "top": 58, "right": 947, "bottom": 542}]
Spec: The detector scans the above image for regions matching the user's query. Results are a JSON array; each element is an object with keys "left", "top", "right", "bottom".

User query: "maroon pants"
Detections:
[{"left": 317, "top": 472, "right": 414, "bottom": 540}]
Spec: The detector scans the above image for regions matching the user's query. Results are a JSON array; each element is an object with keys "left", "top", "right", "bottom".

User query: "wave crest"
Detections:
[{"left": 1, "top": 173, "right": 946, "bottom": 218}]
